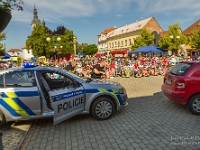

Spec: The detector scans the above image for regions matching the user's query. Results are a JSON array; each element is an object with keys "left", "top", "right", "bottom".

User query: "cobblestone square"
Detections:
[{"left": 3, "top": 76, "right": 200, "bottom": 150}]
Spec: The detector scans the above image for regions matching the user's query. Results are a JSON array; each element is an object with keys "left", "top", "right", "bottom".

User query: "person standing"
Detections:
[{"left": 194, "top": 53, "right": 198, "bottom": 61}]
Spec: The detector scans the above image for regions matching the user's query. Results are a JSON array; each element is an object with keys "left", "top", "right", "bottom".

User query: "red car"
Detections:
[{"left": 162, "top": 61, "right": 200, "bottom": 115}]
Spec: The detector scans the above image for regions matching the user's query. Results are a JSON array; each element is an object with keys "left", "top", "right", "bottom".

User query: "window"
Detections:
[
  {"left": 115, "top": 42, "right": 117, "bottom": 47},
  {"left": 125, "top": 40, "right": 127, "bottom": 46},
  {"left": 112, "top": 42, "right": 114, "bottom": 48},
  {"left": 121, "top": 41, "right": 123, "bottom": 47},
  {"left": 170, "top": 63, "right": 193, "bottom": 76},
  {"left": 118, "top": 41, "right": 120, "bottom": 47},
  {"left": 153, "top": 39, "right": 156, "bottom": 45},
  {"left": 129, "top": 39, "right": 131, "bottom": 45},
  {"left": 5, "top": 71, "right": 36, "bottom": 87},
  {"left": 133, "top": 38, "right": 135, "bottom": 44},
  {"left": 42, "top": 71, "right": 74, "bottom": 90}
]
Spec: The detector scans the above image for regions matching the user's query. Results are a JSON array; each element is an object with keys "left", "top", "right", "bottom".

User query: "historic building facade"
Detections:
[
  {"left": 97, "top": 27, "right": 115, "bottom": 54},
  {"left": 97, "top": 17, "right": 163, "bottom": 54},
  {"left": 22, "top": 4, "right": 45, "bottom": 60},
  {"left": 183, "top": 19, "right": 200, "bottom": 56}
]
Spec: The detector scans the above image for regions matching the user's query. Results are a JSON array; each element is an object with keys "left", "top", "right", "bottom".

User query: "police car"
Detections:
[{"left": 0, "top": 63, "right": 128, "bottom": 125}]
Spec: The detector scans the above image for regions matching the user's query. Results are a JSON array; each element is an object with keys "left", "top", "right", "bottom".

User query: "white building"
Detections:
[
  {"left": 21, "top": 46, "right": 34, "bottom": 60},
  {"left": 97, "top": 27, "right": 116, "bottom": 53},
  {"left": 7, "top": 49, "right": 22, "bottom": 56}
]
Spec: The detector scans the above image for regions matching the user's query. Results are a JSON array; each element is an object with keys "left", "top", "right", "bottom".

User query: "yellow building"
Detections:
[{"left": 97, "top": 17, "right": 163, "bottom": 55}]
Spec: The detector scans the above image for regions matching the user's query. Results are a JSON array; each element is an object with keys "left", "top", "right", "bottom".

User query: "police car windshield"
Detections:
[{"left": 61, "top": 70, "right": 86, "bottom": 81}]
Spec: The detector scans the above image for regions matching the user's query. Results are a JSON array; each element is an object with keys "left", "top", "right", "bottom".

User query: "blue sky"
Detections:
[{"left": 2, "top": 0, "right": 200, "bottom": 51}]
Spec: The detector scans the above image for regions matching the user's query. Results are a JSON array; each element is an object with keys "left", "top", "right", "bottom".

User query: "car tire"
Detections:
[
  {"left": 187, "top": 94, "right": 200, "bottom": 115},
  {"left": 91, "top": 97, "right": 115, "bottom": 120},
  {"left": 0, "top": 110, "right": 6, "bottom": 127}
]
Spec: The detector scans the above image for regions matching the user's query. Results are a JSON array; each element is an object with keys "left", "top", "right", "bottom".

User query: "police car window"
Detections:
[
  {"left": 43, "top": 72, "right": 74, "bottom": 89},
  {"left": 44, "top": 72, "right": 64, "bottom": 80},
  {"left": 5, "top": 71, "right": 36, "bottom": 87}
]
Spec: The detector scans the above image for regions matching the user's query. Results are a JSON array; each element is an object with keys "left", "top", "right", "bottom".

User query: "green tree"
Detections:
[
  {"left": 189, "top": 29, "right": 200, "bottom": 50},
  {"left": 57, "top": 29, "right": 74, "bottom": 55},
  {"left": 158, "top": 23, "right": 187, "bottom": 53},
  {"left": 0, "top": 32, "right": 6, "bottom": 55},
  {"left": 26, "top": 24, "right": 49, "bottom": 57},
  {"left": 83, "top": 44, "right": 98, "bottom": 55},
  {"left": 76, "top": 43, "right": 88, "bottom": 54},
  {"left": 131, "top": 28, "right": 154, "bottom": 50},
  {"left": 26, "top": 25, "right": 76, "bottom": 57}
]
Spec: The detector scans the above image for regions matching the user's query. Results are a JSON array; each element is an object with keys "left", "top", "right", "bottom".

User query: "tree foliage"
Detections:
[
  {"left": 76, "top": 43, "right": 88, "bottom": 54},
  {"left": 26, "top": 25, "right": 75, "bottom": 58},
  {"left": 26, "top": 24, "right": 49, "bottom": 57},
  {"left": 158, "top": 23, "right": 187, "bottom": 51},
  {"left": 131, "top": 28, "right": 154, "bottom": 50},
  {"left": 0, "top": 32, "right": 6, "bottom": 55},
  {"left": 82, "top": 44, "right": 98, "bottom": 55},
  {"left": 0, "top": 0, "right": 24, "bottom": 11},
  {"left": 53, "top": 25, "right": 66, "bottom": 35},
  {"left": 189, "top": 29, "right": 200, "bottom": 50}
]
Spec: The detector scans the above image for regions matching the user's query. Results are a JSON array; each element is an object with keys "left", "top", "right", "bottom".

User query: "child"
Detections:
[
  {"left": 135, "top": 69, "right": 142, "bottom": 78},
  {"left": 141, "top": 65, "right": 149, "bottom": 77}
]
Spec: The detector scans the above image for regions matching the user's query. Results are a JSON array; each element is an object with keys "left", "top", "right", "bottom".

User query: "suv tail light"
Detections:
[{"left": 175, "top": 79, "right": 185, "bottom": 91}]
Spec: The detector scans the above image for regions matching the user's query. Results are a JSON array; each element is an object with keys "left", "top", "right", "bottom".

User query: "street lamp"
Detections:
[
  {"left": 46, "top": 35, "right": 61, "bottom": 60},
  {"left": 170, "top": 35, "right": 180, "bottom": 55},
  {"left": 73, "top": 36, "right": 77, "bottom": 55}
]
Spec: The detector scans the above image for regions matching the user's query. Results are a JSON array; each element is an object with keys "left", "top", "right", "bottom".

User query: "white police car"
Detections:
[{"left": 0, "top": 63, "right": 128, "bottom": 125}]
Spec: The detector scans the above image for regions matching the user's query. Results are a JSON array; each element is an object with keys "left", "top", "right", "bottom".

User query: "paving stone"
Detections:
[{"left": 4, "top": 77, "right": 198, "bottom": 150}]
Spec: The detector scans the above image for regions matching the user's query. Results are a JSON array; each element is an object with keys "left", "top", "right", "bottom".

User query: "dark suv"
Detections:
[{"left": 162, "top": 61, "right": 200, "bottom": 115}]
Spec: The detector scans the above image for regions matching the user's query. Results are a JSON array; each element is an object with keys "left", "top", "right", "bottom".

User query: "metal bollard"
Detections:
[{"left": 0, "top": 131, "right": 3, "bottom": 150}]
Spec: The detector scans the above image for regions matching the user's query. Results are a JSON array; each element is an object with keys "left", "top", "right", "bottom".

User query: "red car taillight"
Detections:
[{"left": 175, "top": 79, "right": 185, "bottom": 91}]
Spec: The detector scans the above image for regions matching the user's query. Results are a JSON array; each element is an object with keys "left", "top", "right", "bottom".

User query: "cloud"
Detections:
[
  {"left": 116, "top": 14, "right": 122, "bottom": 17},
  {"left": 134, "top": 0, "right": 200, "bottom": 18},
  {"left": 11, "top": 0, "right": 134, "bottom": 23},
  {"left": 10, "top": 0, "right": 200, "bottom": 25}
]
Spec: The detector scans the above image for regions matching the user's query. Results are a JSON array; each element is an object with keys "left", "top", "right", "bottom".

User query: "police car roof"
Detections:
[{"left": 0, "top": 66, "right": 62, "bottom": 75}]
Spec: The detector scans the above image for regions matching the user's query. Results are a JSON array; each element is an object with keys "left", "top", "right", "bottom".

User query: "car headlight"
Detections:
[{"left": 118, "top": 87, "right": 126, "bottom": 94}]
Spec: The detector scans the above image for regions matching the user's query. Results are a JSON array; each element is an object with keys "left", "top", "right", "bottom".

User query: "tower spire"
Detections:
[{"left": 31, "top": 3, "right": 41, "bottom": 30}]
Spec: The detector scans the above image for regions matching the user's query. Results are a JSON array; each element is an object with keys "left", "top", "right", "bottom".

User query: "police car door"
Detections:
[
  {"left": 41, "top": 71, "right": 85, "bottom": 125},
  {"left": 0, "top": 70, "right": 40, "bottom": 118}
]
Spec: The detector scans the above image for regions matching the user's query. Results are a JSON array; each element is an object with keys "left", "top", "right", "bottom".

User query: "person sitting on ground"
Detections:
[
  {"left": 65, "top": 61, "right": 76, "bottom": 73},
  {"left": 141, "top": 65, "right": 149, "bottom": 77},
  {"left": 91, "top": 60, "right": 106, "bottom": 79},
  {"left": 135, "top": 69, "right": 142, "bottom": 78}
]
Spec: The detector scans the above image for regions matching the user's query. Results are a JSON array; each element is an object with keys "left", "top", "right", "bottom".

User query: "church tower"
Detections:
[{"left": 31, "top": 4, "right": 41, "bottom": 31}]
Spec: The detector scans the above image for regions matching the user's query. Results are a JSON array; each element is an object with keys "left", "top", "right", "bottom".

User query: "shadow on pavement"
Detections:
[
  {"left": 7, "top": 91, "right": 200, "bottom": 150},
  {"left": 1, "top": 120, "right": 32, "bottom": 150}
]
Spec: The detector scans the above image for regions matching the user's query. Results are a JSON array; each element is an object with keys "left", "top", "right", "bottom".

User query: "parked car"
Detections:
[
  {"left": 162, "top": 61, "right": 200, "bottom": 115},
  {"left": 0, "top": 63, "right": 128, "bottom": 126}
]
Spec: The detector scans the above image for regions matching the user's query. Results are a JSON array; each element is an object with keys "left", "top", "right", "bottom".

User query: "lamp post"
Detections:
[
  {"left": 73, "top": 36, "right": 77, "bottom": 55},
  {"left": 46, "top": 35, "right": 61, "bottom": 60},
  {"left": 170, "top": 35, "right": 180, "bottom": 55}
]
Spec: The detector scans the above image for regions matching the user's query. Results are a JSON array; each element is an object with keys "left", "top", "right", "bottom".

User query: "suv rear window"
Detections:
[{"left": 169, "top": 63, "right": 193, "bottom": 76}]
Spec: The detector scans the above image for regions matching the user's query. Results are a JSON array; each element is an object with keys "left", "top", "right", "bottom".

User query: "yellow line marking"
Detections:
[{"left": 2, "top": 98, "right": 29, "bottom": 116}]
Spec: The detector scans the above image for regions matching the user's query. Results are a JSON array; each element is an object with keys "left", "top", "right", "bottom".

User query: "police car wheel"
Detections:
[
  {"left": 91, "top": 97, "right": 114, "bottom": 120},
  {"left": 0, "top": 110, "right": 5, "bottom": 127}
]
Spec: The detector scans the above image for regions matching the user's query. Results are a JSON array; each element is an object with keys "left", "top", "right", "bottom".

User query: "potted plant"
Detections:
[{"left": 0, "top": 0, "right": 23, "bottom": 32}]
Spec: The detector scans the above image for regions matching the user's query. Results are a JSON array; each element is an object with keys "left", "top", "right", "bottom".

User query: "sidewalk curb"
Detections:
[{"left": 16, "top": 120, "right": 36, "bottom": 150}]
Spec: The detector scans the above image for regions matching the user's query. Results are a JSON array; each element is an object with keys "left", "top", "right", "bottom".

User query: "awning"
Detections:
[{"left": 2, "top": 53, "right": 11, "bottom": 59}]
